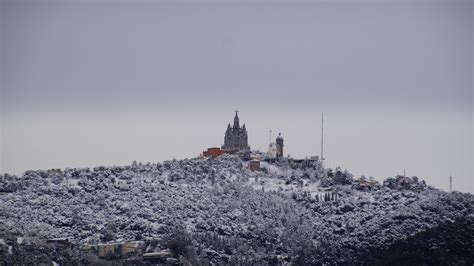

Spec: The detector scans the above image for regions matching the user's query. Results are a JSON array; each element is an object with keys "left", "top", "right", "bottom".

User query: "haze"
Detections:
[{"left": 1, "top": 0, "right": 472, "bottom": 192}]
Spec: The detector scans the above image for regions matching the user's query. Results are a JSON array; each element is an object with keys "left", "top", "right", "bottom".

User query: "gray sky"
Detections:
[{"left": 1, "top": 0, "right": 472, "bottom": 192}]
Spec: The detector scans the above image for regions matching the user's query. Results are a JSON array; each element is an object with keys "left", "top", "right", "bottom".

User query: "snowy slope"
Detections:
[{"left": 0, "top": 154, "right": 472, "bottom": 264}]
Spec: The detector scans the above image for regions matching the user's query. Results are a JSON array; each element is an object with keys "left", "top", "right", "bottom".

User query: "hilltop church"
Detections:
[{"left": 222, "top": 111, "right": 250, "bottom": 152}]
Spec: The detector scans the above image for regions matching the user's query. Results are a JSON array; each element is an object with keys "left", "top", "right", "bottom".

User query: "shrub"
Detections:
[{"left": 165, "top": 225, "right": 197, "bottom": 262}]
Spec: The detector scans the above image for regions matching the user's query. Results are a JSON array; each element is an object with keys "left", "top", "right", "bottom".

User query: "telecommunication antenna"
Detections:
[
  {"left": 321, "top": 112, "right": 324, "bottom": 164},
  {"left": 449, "top": 176, "right": 452, "bottom": 192}
]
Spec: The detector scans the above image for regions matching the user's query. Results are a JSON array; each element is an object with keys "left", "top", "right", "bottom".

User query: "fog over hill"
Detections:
[
  {"left": 2, "top": 1, "right": 471, "bottom": 264},
  {"left": 2, "top": 0, "right": 472, "bottom": 194},
  {"left": 1, "top": 154, "right": 472, "bottom": 265}
]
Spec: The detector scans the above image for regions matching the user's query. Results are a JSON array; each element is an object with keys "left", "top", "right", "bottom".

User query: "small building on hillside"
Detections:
[
  {"left": 86, "top": 241, "right": 144, "bottom": 259},
  {"left": 203, "top": 147, "right": 225, "bottom": 158},
  {"left": 249, "top": 159, "right": 260, "bottom": 172},
  {"left": 143, "top": 249, "right": 175, "bottom": 263},
  {"left": 46, "top": 238, "right": 71, "bottom": 248},
  {"left": 267, "top": 142, "right": 277, "bottom": 158},
  {"left": 97, "top": 243, "right": 117, "bottom": 258},
  {"left": 353, "top": 176, "right": 380, "bottom": 191}
]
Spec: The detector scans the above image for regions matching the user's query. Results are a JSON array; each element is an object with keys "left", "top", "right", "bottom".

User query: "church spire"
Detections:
[{"left": 233, "top": 110, "right": 240, "bottom": 129}]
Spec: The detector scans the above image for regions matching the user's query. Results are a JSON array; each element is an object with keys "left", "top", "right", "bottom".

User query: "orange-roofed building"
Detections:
[{"left": 203, "top": 147, "right": 225, "bottom": 158}]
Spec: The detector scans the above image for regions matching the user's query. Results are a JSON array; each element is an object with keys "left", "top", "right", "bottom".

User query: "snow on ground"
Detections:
[
  {"left": 0, "top": 154, "right": 472, "bottom": 265},
  {"left": 0, "top": 238, "right": 12, "bottom": 255}
]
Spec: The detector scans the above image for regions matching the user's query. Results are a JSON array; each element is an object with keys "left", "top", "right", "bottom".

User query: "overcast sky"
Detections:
[{"left": 1, "top": 0, "right": 472, "bottom": 192}]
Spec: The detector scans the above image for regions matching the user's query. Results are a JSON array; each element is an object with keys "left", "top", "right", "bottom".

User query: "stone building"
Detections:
[
  {"left": 202, "top": 147, "right": 225, "bottom": 158},
  {"left": 222, "top": 111, "right": 249, "bottom": 152},
  {"left": 276, "top": 132, "right": 284, "bottom": 158},
  {"left": 249, "top": 159, "right": 260, "bottom": 172}
]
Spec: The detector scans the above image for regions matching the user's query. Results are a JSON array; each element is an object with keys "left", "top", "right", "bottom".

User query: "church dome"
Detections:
[{"left": 276, "top": 132, "right": 283, "bottom": 140}]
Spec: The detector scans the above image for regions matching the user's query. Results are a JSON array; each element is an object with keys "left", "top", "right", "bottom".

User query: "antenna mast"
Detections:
[
  {"left": 321, "top": 112, "right": 324, "bottom": 164},
  {"left": 449, "top": 176, "right": 452, "bottom": 192}
]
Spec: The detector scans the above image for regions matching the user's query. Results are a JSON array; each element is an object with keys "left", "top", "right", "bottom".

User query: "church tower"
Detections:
[
  {"left": 276, "top": 132, "right": 284, "bottom": 158},
  {"left": 233, "top": 111, "right": 240, "bottom": 129}
]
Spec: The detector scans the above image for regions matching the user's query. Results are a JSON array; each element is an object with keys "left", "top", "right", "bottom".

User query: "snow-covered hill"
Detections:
[{"left": 0, "top": 154, "right": 472, "bottom": 265}]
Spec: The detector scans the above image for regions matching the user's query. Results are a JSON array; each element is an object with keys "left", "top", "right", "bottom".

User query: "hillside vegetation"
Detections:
[{"left": 1, "top": 154, "right": 472, "bottom": 265}]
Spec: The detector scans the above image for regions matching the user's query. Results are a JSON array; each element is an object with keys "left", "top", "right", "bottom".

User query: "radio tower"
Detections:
[
  {"left": 449, "top": 176, "right": 452, "bottom": 192},
  {"left": 321, "top": 112, "right": 324, "bottom": 166}
]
